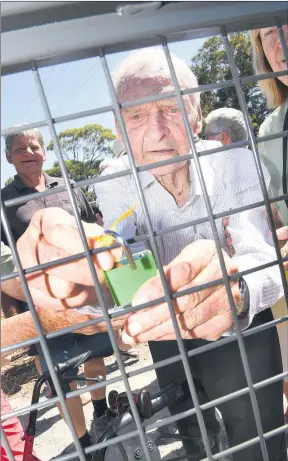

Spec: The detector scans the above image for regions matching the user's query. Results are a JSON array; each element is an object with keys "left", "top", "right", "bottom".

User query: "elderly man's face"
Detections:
[
  {"left": 7, "top": 134, "right": 46, "bottom": 176},
  {"left": 118, "top": 77, "right": 200, "bottom": 176}
]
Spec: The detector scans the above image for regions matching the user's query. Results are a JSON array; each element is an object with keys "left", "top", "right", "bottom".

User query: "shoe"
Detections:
[{"left": 90, "top": 414, "right": 109, "bottom": 443}]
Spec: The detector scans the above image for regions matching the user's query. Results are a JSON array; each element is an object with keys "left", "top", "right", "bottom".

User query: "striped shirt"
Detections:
[{"left": 95, "top": 140, "right": 285, "bottom": 333}]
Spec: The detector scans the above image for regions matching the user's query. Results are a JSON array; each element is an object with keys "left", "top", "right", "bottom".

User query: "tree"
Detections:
[
  {"left": 46, "top": 124, "right": 115, "bottom": 200},
  {"left": 4, "top": 177, "right": 14, "bottom": 186},
  {"left": 190, "top": 32, "right": 270, "bottom": 134}
]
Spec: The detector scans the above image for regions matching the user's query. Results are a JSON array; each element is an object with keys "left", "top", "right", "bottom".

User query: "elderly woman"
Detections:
[
  {"left": 95, "top": 47, "right": 286, "bottom": 461},
  {"left": 250, "top": 25, "right": 288, "bottom": 415}
]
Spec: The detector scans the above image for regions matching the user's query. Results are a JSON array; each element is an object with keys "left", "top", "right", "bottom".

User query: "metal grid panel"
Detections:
[{"left": 1, "top": 2, "right": 288, "bottom": 461}]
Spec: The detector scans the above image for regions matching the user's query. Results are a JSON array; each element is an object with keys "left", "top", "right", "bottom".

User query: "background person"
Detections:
[
  {"left": 95, "top": 47, "right": 286, "bottom": 461},
  {"left": 1, "top": 130, "right": 112, "bottom": 454},
  {"left": 250, "top": 24, "right": 288, "bottom": 415},
  {"left": 202, "top": 107, "right": 248, "bottom": 145}
]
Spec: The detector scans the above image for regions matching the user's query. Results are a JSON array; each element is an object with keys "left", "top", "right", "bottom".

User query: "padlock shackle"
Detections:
[{"left": 104, "top": 229, "right": 137, "bottom": 270}]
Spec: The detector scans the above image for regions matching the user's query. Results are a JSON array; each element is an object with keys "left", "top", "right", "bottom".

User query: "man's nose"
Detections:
[
  {"left": 147, "top": 112, "right": 168, "bottom": 140},
  {"left": 25, "top": 147, "right": 35, "bottom": 155}
]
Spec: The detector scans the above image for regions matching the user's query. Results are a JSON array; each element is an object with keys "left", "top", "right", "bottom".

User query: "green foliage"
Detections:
[
  {"left": 4, "top": 177, "right": 14, "bottom": 186},
  {"left": 46, "top": 124, "right": 115, "bottom": 200},
  {"left": 190, "top": 32, "right": 270, "bottom": 134}
]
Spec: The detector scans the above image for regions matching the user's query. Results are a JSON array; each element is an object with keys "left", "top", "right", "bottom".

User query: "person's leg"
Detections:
[
  {"left": 149, "top": 340, "right": 219, "bottom": 459},
  {"left": 34, "top": 355, "right": 42, "bottom": 375},
  {"left": 84, "top": 358, "right": 106, "bottom": 402},
  {"left": 37, "top": 335, "right": 88, "bottom": 439},
  {"left": 74, "top": 332, "right": 114, "bottom": 419},
  {"left": 55, "top": 379, "right": 86, "bottom": 437},
  {"left": 193, "top": 309, "right": 286, "bottom": 461}
]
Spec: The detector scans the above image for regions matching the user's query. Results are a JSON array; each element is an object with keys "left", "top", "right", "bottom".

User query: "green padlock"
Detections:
[
  {"left": 104, "top": 230, "right": 157, "bottom": 308},
  {"left": 76, "top": 231, "right": 157, "bottom": 316}
]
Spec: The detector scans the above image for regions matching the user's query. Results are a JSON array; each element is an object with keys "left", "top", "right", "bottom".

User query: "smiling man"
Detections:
[{"left": 1, "top": 129, "right": 95, "bottom": 242}]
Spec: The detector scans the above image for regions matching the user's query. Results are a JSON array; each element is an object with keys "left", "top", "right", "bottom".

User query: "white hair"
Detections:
[
  {"left": 205, "top": 108, "right": 248, "bottom": 143},
  {"left": 112, "top": 46, "right": 200, "bottom": 107}
]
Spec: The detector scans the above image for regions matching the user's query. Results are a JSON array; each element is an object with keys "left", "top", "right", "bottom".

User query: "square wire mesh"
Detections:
[{"left": 1, "top": 4, "right": 288, "bottom": 461}]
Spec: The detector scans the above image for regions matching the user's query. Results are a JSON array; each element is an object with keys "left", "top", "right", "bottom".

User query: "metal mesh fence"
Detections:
[{"left": 1, "top": 2, "right": 288, "bottom": 461}]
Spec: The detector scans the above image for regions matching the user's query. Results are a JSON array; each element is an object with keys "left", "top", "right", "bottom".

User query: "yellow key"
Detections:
[{"left": 91, "top": 204, "right": 138, "bottom": 247}]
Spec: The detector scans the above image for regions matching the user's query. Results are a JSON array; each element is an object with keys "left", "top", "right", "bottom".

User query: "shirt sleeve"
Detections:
[
  {"left": 224, "top": 190, "right": 285, "bottom": 333},
  {"left": 76, "top": 189, "right": 96, "bottom": 224}
]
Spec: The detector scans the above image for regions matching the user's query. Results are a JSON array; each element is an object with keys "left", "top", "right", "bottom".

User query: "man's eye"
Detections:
[
  {"left": 132, "top": 113, "right": 142, "bottom": 120},
  {"left": 168, "top": 107, "right": 180, "bottom": 114},
  {"left": 264, "top": 28, "right": 276, "bottom": 37}
]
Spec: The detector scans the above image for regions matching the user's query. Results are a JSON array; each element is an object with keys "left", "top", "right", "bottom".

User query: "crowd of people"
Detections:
[{"left": 1, "top": 25, "right": 288, "bottom": 461}]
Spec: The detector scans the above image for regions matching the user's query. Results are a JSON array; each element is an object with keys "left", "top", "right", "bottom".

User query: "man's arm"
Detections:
[
  {"left": 76, "top": 188, "right": 97, "bottom": 224},
  {"left": 1, "top": 306, "right": 127, "bottom": 352}
]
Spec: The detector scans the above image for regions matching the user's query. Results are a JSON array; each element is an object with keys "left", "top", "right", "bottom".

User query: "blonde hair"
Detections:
[{"left": 250, "top": 29, "right": 288, "bottom": 109}]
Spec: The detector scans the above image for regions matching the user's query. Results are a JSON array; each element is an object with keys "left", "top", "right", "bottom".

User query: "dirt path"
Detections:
[{"left": 3, "top": 344, "right": 231, "bottom": 461}]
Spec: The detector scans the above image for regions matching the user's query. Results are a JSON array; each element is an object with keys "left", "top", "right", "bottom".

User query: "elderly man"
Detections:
[
  {"left": 1, "top": 130, "right": 113, "bottom": 454},
  {"left": 95, "top": 48, "right": 287, "bottom": 460},
  {"left": 202, "top": 107, "right": 248, "bottom": 145}
]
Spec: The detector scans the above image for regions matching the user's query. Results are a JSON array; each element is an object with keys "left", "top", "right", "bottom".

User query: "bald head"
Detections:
[{"left": 113, "top": 47, "right": 200, "bottom": 108}]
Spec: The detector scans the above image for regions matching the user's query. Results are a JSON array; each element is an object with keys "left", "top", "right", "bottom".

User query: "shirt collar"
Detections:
[
  {"left": 13, "top": 173, "right": 59, "bottom": 191},
  {"left": 13, "top": 175, "right": 30, "bottom": 191}
]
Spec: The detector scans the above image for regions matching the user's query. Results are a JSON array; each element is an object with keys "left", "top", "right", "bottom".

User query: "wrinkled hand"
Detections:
[
  {"left": 17, "top": 208, "right": 122, "bottom": 310},
  {"left": 122, "top": 240, "right": 240, "bottom": 344}
]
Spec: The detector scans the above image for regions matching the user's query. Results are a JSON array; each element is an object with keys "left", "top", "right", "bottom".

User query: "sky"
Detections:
[{"left": 1, "top": 38, "right": 206, "bottom": 185}]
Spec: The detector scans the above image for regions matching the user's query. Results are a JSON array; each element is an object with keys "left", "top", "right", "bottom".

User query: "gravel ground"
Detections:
[{"left": 4, "top": 344, "right": 233, "bottom": 461}]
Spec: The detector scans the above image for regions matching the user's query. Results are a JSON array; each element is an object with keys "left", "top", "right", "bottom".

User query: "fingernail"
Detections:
[{"left": 128, "top": 321, "right": 142, "bottom": 336}]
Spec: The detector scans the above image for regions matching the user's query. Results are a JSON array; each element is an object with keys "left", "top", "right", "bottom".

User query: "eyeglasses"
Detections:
[{"left": 201, "top": 132, "right": 222, "bottom": 140}]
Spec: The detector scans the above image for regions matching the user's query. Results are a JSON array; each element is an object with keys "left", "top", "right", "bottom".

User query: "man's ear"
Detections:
[
  {"left": 193, "top": 104, "right": 203, "bottom": 135},
  {"left": 222, "top": 132, "right": 230, "bottom": 145},
  {"left": 6, "top": 151, "right": 12, "bottom": 164}
]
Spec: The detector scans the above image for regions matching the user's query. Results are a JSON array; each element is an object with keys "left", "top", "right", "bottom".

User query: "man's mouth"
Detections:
[
  {"left": 23, "top": 160, "right": 37, "bottom": 163},
  {"left": 148, "top": 149, "right": 175, "bottom": 155}
]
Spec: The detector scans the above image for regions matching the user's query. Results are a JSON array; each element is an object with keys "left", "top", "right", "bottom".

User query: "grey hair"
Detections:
[
  {"left": 112, "top": 46, "right": 200, "bottom": 107},
  {"left": 4, "top": 128, "right": 45, "bottom": 153},
  {"left": 205, "top": 108, "right": 248, "bottom": 143}
]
